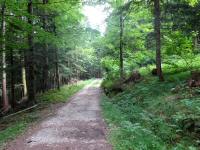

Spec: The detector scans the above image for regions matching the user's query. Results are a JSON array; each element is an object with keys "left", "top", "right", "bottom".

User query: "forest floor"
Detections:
[
  {"left": 101, "top": 70, "right": 200, "bottom": 149},
  {"left": 4, "top": 80, "right": 112, "bottom": 150}
]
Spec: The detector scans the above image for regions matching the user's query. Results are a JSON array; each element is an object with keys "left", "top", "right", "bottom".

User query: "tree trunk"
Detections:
[
  {"left": 55, "top": 49, "right": 60, "bottom": 90},
  {"left": 22, "top": 56, "right": 27, "bottom": 97},
  {"left": 68, "top": 57, "right": 71, "bottom": 82},
  {"left": 154, "top": 0, "right": 164, "bottom": 81},
  {"left": 9, "top": 25, "right": 16, "bottom": 108},
  {"left": 42, "top": 0, "right": 49, "bottom": 92},
  {"left": 27, "top": 0, "right": 36, "bottom": 104},
  {"left": 42, "top": 43, "right": 49, "bottom": 92},
  {"left": 10, "top": 48, "right": 16, "bottom": 108},
  {"left": 119, "top": 14, "right": 124, "bottom": 79},
  {"left": 53, "top": 21, "right": 60, "bottom": 90},
  {"left": 1, "top": 2, "right": 10, "bottom": 112}
]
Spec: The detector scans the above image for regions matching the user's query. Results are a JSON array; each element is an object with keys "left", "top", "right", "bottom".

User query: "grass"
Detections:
[
  {"left": 0, "top": 80, "right": 92, "bottom": 149},
  {"left": 101, "top": 72, "right": 200, "bottom": 150},
  {"left": 37, "top": 80, "right": 92, "bottom": 103}
]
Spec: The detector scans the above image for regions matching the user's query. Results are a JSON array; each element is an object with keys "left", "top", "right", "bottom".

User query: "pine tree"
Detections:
[
  {"left": 154, "top": 0, "right": 164, "bottom": 81},
  {"left": 1, "top": 1, "right": 10, "bottom": 112}
]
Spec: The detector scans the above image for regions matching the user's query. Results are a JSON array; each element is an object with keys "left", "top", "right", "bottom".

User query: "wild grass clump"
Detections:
[{"left": 37, "top": 80, "right": 92, "bottom": 103}]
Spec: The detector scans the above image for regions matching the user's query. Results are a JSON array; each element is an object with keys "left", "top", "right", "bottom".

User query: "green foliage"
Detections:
[
  {"left": 99, "top": 0, "right": 200, "bottom": 81},
  {"left": 64, "top": 48, "right": 101, "bottom": 78},
  {"left": 164, "top": 31, "right": 194, "bottom": 56},
  {"left": 101, "top": 71, "right": 200, "bottom": 149},
  {"left": 100, "top": 2, "right": 200, "bottom": 148},
  {"left": 101, "top": 56, "right": 120, "bottom": 76},
  {"left": 99, "top": 2, "right": 154, "bottom": 75},
  {"left": 186, "top": 0, "right": 199, "bottom": 6},
  {"left": 0, "top": 123, "right": 27, "bottom": 149},
  {"left": 0, "top": 112, "right": 39, "bottom": 150},
  {"left": 38, "top": 80, "right": 92, "bottom": 103},
  {"left": 0, "top": 0, "right": 102, "bottom": 109},
  {"left": 163, "top": 31, "right": 195, "bottom": 70}
]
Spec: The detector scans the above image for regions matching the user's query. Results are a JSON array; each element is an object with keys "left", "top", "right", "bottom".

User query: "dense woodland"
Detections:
[
  {"left": 0, "top": 0, "right": 101, "bottom": 112},
  {"left": 1, "top": 0, "right": 200, "bottom": 149}
]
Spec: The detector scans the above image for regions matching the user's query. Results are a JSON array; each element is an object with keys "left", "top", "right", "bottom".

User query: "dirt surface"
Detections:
[{"left": 5, "top": 80, "right": 112, "bottom": 150}]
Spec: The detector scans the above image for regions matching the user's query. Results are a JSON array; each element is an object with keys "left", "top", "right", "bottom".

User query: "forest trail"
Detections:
[{"left": 6, "top": 80, "right": 112, "bottom": 150}]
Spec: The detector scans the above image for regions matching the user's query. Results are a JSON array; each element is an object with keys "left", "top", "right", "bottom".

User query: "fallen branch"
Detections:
[{"left": 2, "top": 105, "right": 38, "bottom": 119}]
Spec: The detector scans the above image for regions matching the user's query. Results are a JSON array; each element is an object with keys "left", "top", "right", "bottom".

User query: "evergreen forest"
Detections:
[{"left": 1, "top": 0, "right": 200, "bottom": 150}]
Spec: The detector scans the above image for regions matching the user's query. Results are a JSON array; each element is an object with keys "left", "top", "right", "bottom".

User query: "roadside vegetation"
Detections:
[
  {"left": 100, "top": 0, "right": 200, "bottom": 149},
  {"left": 102, "top": 68, "right": 200, "bottom": 149}
]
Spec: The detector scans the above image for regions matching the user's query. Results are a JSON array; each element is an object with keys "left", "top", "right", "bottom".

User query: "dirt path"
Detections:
[{"left": 6, "top": 80, "right": 112, "bottom": 150}]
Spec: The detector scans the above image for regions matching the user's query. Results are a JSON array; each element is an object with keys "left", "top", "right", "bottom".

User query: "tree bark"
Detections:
[
  {"left": 42, "top": 0, "right": 49, "bottom": 92},
  {"left": 154, "top": 0, "right": 164, "bottom": 81},
  {"left": 10, "top": 48, "right": 16, "bottom": 108},
  {"left": 1, "top": 1, "right": 10, "bottom": 112},
  {"left": 53, "top": 21, "right": 60, "bottom": 90},
  {"left": 22, "top": 56, "right": 27, "bottom": 97},
  {"left": 27, "top": 0, "right": 36, "bottom": 104},
  {"left": 55, "top": 49, "right": 60, "bottom": 90},
  {"left": 119, "top": 14, "right": 124, "bottom": 79},
  {"left": 9, "top": 25, "right": 16, "bottom": 109}
]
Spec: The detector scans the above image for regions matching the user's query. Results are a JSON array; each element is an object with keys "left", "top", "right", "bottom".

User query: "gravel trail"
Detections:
[{"left": 6, "top": 80, "right": 112, "bottom": 150}]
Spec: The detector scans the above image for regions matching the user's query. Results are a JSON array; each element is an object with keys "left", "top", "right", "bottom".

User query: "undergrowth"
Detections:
[
  {"left": 101, "top": 72, "right": 200, "bottom": 150},
  {"left": 38, "top": 80, "right": 92, "bottom": 103}
]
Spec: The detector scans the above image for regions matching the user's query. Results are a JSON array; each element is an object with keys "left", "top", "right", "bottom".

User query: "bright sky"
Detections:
[{"left": 83, "top": 5, "right": 109, "bottom": 34}]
